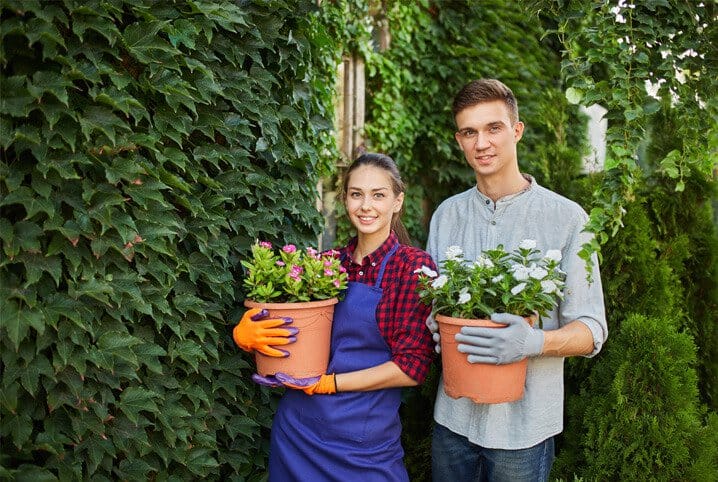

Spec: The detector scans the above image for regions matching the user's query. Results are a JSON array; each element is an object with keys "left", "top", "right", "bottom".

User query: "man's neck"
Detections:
[{"left": 476, "top": 173, "right": 530, "bottom": 202}]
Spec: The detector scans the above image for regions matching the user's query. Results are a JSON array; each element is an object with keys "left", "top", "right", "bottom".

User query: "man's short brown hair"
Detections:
[{"left": 452, "top": 79, "right": 519, "bottom": 125}]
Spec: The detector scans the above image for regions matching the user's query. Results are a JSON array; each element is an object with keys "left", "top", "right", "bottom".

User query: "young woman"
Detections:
[{"left": 233, "top": 153, "right": 437, "bottom": 481}]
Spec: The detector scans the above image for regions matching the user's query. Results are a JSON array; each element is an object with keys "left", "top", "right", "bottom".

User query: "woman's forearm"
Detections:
[{"left": 335, "top": 361, "right": 418, "bottom": 392}]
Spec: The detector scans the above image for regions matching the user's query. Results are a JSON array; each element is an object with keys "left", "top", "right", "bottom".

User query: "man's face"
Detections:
[{"left": 454, "top": 100, "right": 524, "bottom": 181}]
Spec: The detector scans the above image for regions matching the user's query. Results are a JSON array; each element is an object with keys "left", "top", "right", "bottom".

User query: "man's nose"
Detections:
[{"left": 474, "top": 132, "right": 489, "bottom": 149}]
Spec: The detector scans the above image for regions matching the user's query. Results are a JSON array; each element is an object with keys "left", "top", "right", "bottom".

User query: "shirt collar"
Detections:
[
  {"left": 347, "top": 231, "right": 399, "bottom": 265},
  {"left": 475, "top": 174, "right": 536, "bottom": 206}
]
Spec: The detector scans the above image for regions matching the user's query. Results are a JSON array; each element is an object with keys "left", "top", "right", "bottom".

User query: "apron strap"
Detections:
[{"left": 374, "top": 243, "right": 399, "bottom": 288}]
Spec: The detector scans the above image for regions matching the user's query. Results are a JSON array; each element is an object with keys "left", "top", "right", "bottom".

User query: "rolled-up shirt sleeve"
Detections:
[{"left": 382, "top": 249, "right": 437, "bottom": 383}]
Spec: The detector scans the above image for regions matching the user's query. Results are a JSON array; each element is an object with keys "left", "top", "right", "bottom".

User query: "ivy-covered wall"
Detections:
[{"left": 0, "top": 0, "right": 342, "bottom": 479}]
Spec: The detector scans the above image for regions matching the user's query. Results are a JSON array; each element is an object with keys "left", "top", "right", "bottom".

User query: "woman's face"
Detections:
[{"left": 344, "top": 165, "right": 404, "bottom": 243}]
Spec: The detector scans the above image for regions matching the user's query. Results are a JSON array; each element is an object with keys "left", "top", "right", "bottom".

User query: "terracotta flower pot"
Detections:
[
  {"left": 244, "top": 298, "right": 338, "bottom": 378},
  {"left": 436, "top": 314, "right": 533, "bottom": 404}
]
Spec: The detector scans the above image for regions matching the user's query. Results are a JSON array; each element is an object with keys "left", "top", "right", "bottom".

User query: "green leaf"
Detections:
[
  {"left": 186, "top": 447, "right": 219, "bottom": 476},
  {"left": 225, "top": 414, "right": 260, "bottom": 439},
  {"left": 122, "top": 22, "right": 180, "bottom": 65},
  {"left": 118, "top": 387, "right": 159, "bottom": 424},
  {"left": 169, "top": 339, "right": 207, "bottom": 372},
  {"left": 565, "top": 87, "right": 583, "bottom": 105},
  {"left": 4, "top": 413, "right": 33, "bottom": 448},
  {"left": 20, "top": 252, "right": 62, "bottom": 287},
  {"left": 79, "top": 106, "right": 131, "bottom": 146},
  {"left": 28, "top": 71, "right": 71, "bottom": 106},
  {"left": 26, "top": 195, "right": 56, "bottom": 221},
  {"left": 20, "top": 353, "right": 53, "bottom": 396},
  {"left": 0, "top": 76, "right": 34, "bottom": 117},
  {"left": 0, "top": 299, "right": 45, "bottom": 350}
]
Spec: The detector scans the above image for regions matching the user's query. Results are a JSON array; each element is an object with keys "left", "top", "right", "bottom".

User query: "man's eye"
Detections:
[{"left": 460, "top": 129, "right": 477, "bottom": 137}]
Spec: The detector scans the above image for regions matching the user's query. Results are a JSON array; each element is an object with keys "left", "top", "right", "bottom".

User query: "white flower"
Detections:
[
  {"left": 414, "top": 265, "right": 438, "bottom": 277},
  {"left": 445, "top": 245, "right": 463, "bottom": 260},
  {"left": 541, "top": 280, "right": 558, "bottom": 294},
  {"left": 545, "top": 249, "right": 562, "bottom": 262},
  {"left": 474, "top": 255, "right": 494, "bottom": 269},
  {"left": 518, "top": 239, "right": 537, "bottom": 250},
  {"left": 458, "top": 288, "right": 471, "bottom": 304},
  {"left": 492, "top": 275, "right": 503, "bottom": 283},
  {"left": 511, "top": 282, "right": 527, "bottom": 295},
  {"left": 511, "top": 264, "right": 530, "bottom": 281},
  {"left": 431, "top": 275, "right": 448, "bottom": 289},
  {"left": 529, "top": 267, "right": 548, "bottom": 279}
]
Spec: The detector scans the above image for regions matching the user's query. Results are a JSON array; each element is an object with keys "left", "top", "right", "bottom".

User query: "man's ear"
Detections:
[{"left": 513, "top": 121, "right": 525, "bottom": 142}]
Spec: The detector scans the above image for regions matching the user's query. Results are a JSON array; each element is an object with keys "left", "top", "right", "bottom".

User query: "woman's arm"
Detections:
[{"left": 336, "top": 361, "right": 418, "bottom": 392}]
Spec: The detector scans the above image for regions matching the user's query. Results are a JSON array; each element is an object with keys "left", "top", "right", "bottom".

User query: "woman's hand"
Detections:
[{"left": 232, "top": 308, "right": 298, "bottom": 357}]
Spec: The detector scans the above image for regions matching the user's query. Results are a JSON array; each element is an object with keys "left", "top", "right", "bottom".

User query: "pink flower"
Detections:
[
  {"left": 283, "top": 244, "right": 297, "bottom": 253},
  {"left": 276, "top": 261, "right": 285, "bottom": 266},
  {"left": 259, "top": 241, "right": 272, "bottom": 249},
  {"left": 289, "top": 265, "right": 303, "bottom": 281},
  {"left": 324, "top": 260, "right": 333, "bottom": 267},
  {"left": 339, "top": 266, "right": 347, "bottom": 273},
  {"left": 324, "top": 269, "right": 334, "bottom": 276},
  {"left": 306, "top": 247, "right": 318, "bottom": 257},
  {"left": 333, "top": 279, "right": 342, "bottom": 288}
]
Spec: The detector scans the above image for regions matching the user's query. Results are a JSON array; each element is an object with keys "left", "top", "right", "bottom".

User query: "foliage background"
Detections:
[
  {"left": 1, "top": 0, "right": 717, "bottom": 480},
  {"left": 1, "top": 0, "right": 343, "bottom": 479}
]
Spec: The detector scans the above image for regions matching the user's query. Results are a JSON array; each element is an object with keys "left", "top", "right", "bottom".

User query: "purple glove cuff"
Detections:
[
  {"left": 251, "top": 373, "right": 283, "bottom": 387},
  {"left": 274, "top": 372, "right": 320, "bottom": 387}
]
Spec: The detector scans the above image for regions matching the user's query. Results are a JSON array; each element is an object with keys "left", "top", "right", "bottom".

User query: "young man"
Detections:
[{"left": 426, "top": 79, "right": 608, "bottom": 481}]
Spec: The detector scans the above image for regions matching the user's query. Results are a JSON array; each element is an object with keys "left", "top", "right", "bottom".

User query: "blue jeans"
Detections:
[{"left": 431, "top": 423, "right": 554, "bottom": 482}]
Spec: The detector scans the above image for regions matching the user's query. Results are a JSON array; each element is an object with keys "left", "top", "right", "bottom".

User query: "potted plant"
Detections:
[
  {"left": 241, "top": 241, "right": 348, "bottom": 378},
  {"left": 416, "top": 240, "right": 565, "bottom": 403}
]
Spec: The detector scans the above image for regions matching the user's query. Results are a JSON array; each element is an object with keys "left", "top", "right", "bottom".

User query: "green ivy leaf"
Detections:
[
  {"left": 0, "top": 300, "right": 45, "bottom": 350},
  {"left": 118, "top": 386, "right": 159, "bottom": 424},
  {"left": 28, "top": 71, "right": 71, "bottom": 106}
]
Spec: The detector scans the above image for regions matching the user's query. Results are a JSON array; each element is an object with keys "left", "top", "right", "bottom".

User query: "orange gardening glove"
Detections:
[
  {"left": 232, "top": 308, "right": 297, "bottom": 357},
  {"left": 274, "top": 372, "right": 338, "bottom": 395}
]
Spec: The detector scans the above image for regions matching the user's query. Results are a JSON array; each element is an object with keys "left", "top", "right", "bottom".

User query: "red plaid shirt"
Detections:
[{"left": 338, "top": 232, "right": 437, "bottom": 383}]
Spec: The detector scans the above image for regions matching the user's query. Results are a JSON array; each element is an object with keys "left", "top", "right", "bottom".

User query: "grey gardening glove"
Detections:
[
  {"left": 455, "top": 313, "right": 544, "bottom": 365},
  {"left": 425, "top": 314, "right": 441, "bottom": 353}
]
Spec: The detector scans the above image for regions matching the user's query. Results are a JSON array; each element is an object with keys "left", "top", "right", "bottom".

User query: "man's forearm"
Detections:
[{"left": 541, "top": 320, "right": 595, "bottom": 357}]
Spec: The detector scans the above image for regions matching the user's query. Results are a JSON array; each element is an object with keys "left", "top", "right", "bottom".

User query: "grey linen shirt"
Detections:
[{"left": 427, "top": 175, "right": 607, "bottom": 449}]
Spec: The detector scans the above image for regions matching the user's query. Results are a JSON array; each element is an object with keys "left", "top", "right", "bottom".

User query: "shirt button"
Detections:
[
  {"left": 359, "top": 271, "right": 364, "bottom": 276},
  {"left": 371, "top": 262, "right": 376, "bottom": 267},
  {"left": 485, "top": 200, "right": 490, "bottom": 204},
  {"left": 491, "top": 221, "right": 496, "bottom": 225}
]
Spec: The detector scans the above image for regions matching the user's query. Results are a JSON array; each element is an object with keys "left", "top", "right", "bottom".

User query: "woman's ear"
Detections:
[{"left": 393, "top": 192, "right": 405, "bottom": 213}]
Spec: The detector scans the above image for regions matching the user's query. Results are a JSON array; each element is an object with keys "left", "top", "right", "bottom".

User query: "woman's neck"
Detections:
[{"left": 354, "top": 233, "right": 389, "bottom": 263}]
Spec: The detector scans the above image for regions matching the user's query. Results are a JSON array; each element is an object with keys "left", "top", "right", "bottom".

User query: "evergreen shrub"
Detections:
[{"left": 580, "top": 314, "right": 717, "bottom": 481}]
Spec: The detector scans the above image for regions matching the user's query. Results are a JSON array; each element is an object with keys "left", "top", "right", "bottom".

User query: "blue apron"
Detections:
[{"left": 268, "top": 244, "right": 407, "bottom": 481}]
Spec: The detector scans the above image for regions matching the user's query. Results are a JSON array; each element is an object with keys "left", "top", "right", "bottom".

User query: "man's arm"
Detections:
[{"left": 541, "top": 319, "right": 595, "bottom": 357}]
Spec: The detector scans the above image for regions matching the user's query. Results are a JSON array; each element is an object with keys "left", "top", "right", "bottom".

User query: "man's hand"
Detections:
[
  {"left": 274, "top": 372, "right": 337, "bottom": 395},
  {"left": 232, "top": 308, "right": 297, "bottom": 357},
  {"left": 455, "top": 313, "right": 544, "bottom": 365},
  {"left": 426, "top": 315, "right": 441, "bottom": 354}
]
